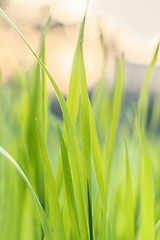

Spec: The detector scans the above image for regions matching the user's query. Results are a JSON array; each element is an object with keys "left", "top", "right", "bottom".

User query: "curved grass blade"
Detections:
[
  {"left": 0, "top": 8, "right": 66, "bottom": 117},
  {"left": 0, "top": 146, "right": 53, "bottom": 239}
]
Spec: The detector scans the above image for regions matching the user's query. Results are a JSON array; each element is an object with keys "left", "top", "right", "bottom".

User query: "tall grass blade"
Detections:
[
  {"left": 56, "top": 10, "right": 86, "bottom": 197},
  {"left": 80, "top": 44, "right": 91, "bottom": 191}
]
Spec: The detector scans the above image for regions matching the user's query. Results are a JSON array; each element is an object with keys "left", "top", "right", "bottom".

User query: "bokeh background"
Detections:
[{"left": 0, "top": 0, "right": 160, "bottom": 93}]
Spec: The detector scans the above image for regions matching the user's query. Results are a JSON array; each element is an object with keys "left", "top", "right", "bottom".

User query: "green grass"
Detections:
[{"left": 0, "top": 7, "right": 160, "bottom": 240}]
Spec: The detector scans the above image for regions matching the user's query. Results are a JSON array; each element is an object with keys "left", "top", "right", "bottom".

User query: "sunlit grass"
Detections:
[{"left": 0, "top": 7, "right": 160, "bottom": 240}]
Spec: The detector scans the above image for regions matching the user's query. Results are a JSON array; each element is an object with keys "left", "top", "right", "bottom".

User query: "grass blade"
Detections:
[
  {"left": 108, "top": 57, "right": 124, "bottom": 179},
  {"left": 87, "top": 184, "right": 94, "bottom": 240},
  {"left": 35, "top": 120, "right": 65, "bottom": 240},
  {"left": 56, "top": 9, "right": 86, "bottom": 198},
  {"left": 124, "top": 141, "right": 135, "bottom": 240},
  {"left": 67, "top": 9, "right": 86, "bottom": 124},
  {"left": 89, "top": 102, "right": 106, "bottom": 202},
  {"left": 140, "top": 135, "right": 155, "bottom": 240},
  {"left": 80, "top": 44, "right": 91, "bottom": 190},
  {"left": 58, "top": 127, "right": 80, "bottom": 239},
  {"left": 0, "top": 146, "right": 53, "bottom": 239},
  {"left": 40, "top": 33, "right": 48, "bottom": 143}
]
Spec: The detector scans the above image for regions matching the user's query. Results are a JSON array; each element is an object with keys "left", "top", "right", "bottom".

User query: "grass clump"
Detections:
[{"left": 0, "top": 8, "right": 160, "bottom": 240}]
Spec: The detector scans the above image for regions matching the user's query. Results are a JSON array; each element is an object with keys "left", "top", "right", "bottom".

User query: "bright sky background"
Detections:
[
  {"left": 12, "top": 0, "right": 160, "bottom": 39},
  {"left": 10, "top": 0, "right": 160, "bottom": 61},
  {"left": 2, "top": 0, "right": 160, "bottom": 90},
  {"left": 91, "top": 0, "right": 160, "bottom": 46}
]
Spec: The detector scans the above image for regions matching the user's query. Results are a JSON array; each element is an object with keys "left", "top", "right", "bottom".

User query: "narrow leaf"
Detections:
[
  {"left": 58, "top": 127, "right": 80, "bottom": 239},
  {"left": 107, "top": 57, "right": 124, "bottom": 181},
  {"left": 0, "top": 146, "right": 53, "bottom": 239},
  {"left": 140, "top": 138, "right": 155, "bottom": 240},
  {"left": 36, "top": 120, "right": 65, "bottom": 240},
  {"left": 124, "top": 141, "right": 135, "bottom": 240}
]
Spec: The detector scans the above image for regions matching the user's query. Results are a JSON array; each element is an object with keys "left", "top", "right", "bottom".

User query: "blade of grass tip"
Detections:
[
  {"left": 124, "top": 140, "right": 134, "bottom": 240},
  {"left": 35, "top": 120, "right": 65, "bottom": 240},
  {"left": 0, "top": 8, "right": 66, "bottom": 116},
  {"left": 107, "top": 56, "right": 124, "bottom": 183},
  {"left": 67, "top": 6, "right": 87, "bottom": 124},
  {"left": 79, "top": 36, "right": 107, "bottom": 219},
  {"left": 56, "top": 4, "right": 87, "bottom": 201},
  {"left": 0, "top": 146, "right": 53, "bottom": 240},
  {"left": 40, "top": 16, "right": 51, "bottom": 143},
  {"left": 58, "top": 127, "right": 80, "bottom": 240},
  {"left": 138, "top": 42, "right": 159, "bottom": 130},
  {"left": 140, "top": 133, "right": 155, "bottom": 240}
]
